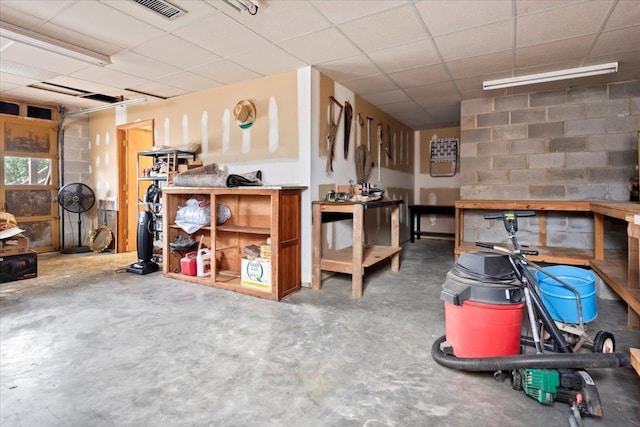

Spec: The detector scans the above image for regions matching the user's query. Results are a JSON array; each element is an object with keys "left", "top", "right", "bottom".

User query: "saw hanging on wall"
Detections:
[{"left": 325, "top": 96, "right": 343, "bottom": 173}]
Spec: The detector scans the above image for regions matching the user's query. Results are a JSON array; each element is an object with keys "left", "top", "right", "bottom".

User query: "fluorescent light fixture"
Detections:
[
  {"left": 483, "top": 62, "right": 618, "bottom": 91},
  {"left": 66, "top": 97, "right": 147, "bottom": 118},
  {"left": 0, "top": 21, "right": 111, "bottom": 66}
]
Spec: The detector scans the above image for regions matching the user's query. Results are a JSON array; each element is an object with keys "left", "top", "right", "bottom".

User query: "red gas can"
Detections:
[{"left": 180, "top": 251, "right": 197, "bottom": 276}]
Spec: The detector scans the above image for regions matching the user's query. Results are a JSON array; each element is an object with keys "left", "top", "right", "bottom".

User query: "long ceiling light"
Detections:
[
  {"left": 483, "top": 62, "right": 618, "bottom": 91},
  {"left": 0, "top": 21, "right": 111, "bottom": 67},
  {"left": 66, "top": 97, "right": 147, "bottom": 118}
]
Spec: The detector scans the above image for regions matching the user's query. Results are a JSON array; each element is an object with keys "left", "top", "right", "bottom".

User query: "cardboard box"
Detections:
[
  {"left": 241, "top": 257, "right": 271, "bottom": 292},
  {"left": 178, "top": 161, "right": 203, "bottom": 173},
  {"left": 0, "top": 234, "right": 28, "bottom": 256},
  {"left": 0, "top": 250, "right": 37, "bottom": 283}
]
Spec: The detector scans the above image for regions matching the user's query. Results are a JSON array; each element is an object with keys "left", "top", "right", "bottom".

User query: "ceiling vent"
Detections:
[{"left": 131, "top": 0, "right": 187, "bottom": 20}]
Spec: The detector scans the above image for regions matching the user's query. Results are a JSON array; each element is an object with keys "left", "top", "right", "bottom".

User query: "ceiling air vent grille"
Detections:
[{"left": 131, "top": 0, "right": 187, "bottom": 20}]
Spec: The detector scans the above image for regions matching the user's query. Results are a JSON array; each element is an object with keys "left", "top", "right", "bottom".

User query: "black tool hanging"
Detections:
[{"left": 343, "top": 101, "right": 353, "bottom": 159}]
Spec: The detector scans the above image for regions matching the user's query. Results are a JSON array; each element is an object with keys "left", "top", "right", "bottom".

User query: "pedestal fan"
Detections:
[{"left": 58, "top": 182, "right": 96, "bottom": 254}]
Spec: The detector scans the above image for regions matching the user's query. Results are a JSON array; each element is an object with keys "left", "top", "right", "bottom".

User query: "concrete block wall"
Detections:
[
  {"left": 61, "top": 116, "right": 92, "bottom": 249},
  {"left": 459, "top": 80, "right": 639, "bottom": 250}
]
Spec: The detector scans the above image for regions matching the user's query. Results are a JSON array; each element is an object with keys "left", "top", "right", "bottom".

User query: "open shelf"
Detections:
[{"left": 162, "top": 186, "right": 305, "bottom": 301}]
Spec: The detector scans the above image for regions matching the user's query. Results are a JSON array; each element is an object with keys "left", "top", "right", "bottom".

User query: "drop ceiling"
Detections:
[{"left": 1, "top": 0, "right": 638, "bottom": 129}]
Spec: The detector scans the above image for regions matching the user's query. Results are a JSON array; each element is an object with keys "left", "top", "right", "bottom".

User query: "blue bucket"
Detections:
[{"left": 536, "top": 266, "right": 597, "bottom": 324}]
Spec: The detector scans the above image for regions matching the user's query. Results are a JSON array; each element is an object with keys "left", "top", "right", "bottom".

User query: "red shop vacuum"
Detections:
[{"left": 432, "top": 211, "right": 630, "bottom": 425}]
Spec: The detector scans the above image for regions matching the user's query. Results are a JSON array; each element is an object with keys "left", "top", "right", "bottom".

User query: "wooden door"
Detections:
[
  {"left": 117, "top": 120, "right": 153, "bottom": 253},
  {"left": 0, "top": 114, "right": 59, "bottom": 253}
]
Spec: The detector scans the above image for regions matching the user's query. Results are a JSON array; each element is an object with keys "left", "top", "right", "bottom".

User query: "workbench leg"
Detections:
[
  {"left": 594, "top": 212, "right": 605, "bottom": 260},
  {"left": 410, "top": 208, "right": 415, "bottom": 243},
  {"left": 352, "top": 204, "right": 364, "bottom": 298},
  {"left": 391, "top": 204, "right": 400, "bottom": 272},
  {"left": 312, "top": 203, "right": 322, "bottom": 291},
  {"left": 628, "top": 308, "right": 640, "bottom": 330}
]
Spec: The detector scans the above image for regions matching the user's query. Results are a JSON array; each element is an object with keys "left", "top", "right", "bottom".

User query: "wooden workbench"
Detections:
[
  {"left": 590, "top": 202, "right": 640, "bottom": 328},
  {"left": 312, "top": 199, "right": 403, "bottom": 298},
  {"left": 454, "top": 199, "right": 640, "bottom": 328}
]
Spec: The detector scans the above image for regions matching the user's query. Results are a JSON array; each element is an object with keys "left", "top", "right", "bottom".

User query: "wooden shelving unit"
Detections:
[{"left": 162, "top": 186, "right": 305, "bottom": 301}]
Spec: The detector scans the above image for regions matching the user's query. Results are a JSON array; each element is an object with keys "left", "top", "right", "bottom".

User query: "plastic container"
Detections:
[
  {"left": 536, "top": 266, "right": 597, "bottom": 324},
  {"left": 196, "top": 248, "right": 211, "bottom": 277},
  {"left": 180, "top": 252, "right": 197, "bottom": 276},
  {"left": 445, "top": 300, "right": 525, "bottom": 358}
]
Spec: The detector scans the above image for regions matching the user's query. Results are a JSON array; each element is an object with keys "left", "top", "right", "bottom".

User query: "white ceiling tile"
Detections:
[
  {"left": 315, "top": 55, "right": 380, "bottom": 82},
  {"left": 279, "top": 28, "right": 360, "bottom": 64},
  {"left": 515, "top": 0, "right": 582, "bottom": 16},
  {"left": 446, "top": 50, "right": 513, "bottom": 80},
  {"left": 32, "top": 21, "right": 122, "bottom": 56},
  {"left": 71, "top": 66, "right": 148, "bottom": 90},
  {"left": 159, "top": 70, "right": 222, "bottom": 92},
  {"left": 604, "top": 0, "right": 640, "bottom": 31},
  {"left": 0, "top": 42, "right": 90, "bottom": 74},
  {"left": 338, "top": 4, "right": 427, "bottom": 52},
  {"left": 229, "top": 45, "right": 306, "bottom": 75},
  {"left": 0, "top": 59, "right": 60, "bottom": 81},
  {"left": 0, "top": 80, "right": 17, "bottom": 91},
  {"left": 0, "top": 0, "right": 74, "bottom": 22},
  {"left": 132, "top": 34, "right": 221, "bottom": 69},
  {"left": 225, "top": 0, "right": 330, "bottom": 43},
  {"left": 416, "top": 0, "right": 512, "bottom": 36},
  {"left": 405, "top": 81, "right": 459, "bottom": 99},
  {"left": 190, "top": 60, "right": 261, "bottom": 85},
  {"left": 106, "top": 50, "right": 182, "bottom": 80},
  {"left": 590, "top": 25, "right": 640, "bottom": 57},
  {"left": 455, "top": 75, "right": 497, "bottom": 95},
  {"left": 341, "top": 75, "right": 398, "bottom": 95},
  {"left": 515, "top": 35, "right": 594, "bottom": 68},
  {"left": 312, "top": 1, "right": 404, "bottom": 25},
  {"left": 516, "top": 1, "right": 612, "bottom": 47},
  {"left": 434, "top": 20, "right": 512, "bottom": 61},
  {"left": 389, "top": 63, "right": 450, "bottom": 88},
  {"left": 49, "top": 1, "right": 164, "bottom": 49},
  {"left": 126, "top": 81, "right": 188, "bottom": 99},
  {"left": 362, "top": 89, "right": 411, "bottom": 105},
  {"left": 173, "top": 12, "right": 271, "bottom": 58},
  {"left": 368, "top": 39, "right": 441, "bottom": 73}
]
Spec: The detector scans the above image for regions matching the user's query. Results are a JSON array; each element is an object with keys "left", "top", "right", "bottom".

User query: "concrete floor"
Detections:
[{"left": 1, "top": 239, "right": 639, "bottom": 427}]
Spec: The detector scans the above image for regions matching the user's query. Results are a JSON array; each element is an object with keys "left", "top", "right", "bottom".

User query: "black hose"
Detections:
[{"left": 431, "top": 335, "right": 630, "bottom": 371}]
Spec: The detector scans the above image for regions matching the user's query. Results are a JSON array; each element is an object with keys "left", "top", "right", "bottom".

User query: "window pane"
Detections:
[{"left": 4, "top": 156, "right": 51, "bottom": 185}]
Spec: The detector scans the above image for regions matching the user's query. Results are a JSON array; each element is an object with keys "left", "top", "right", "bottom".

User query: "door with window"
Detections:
[{"left": 1, "top": 115, "right": 59, "bottom": 252}]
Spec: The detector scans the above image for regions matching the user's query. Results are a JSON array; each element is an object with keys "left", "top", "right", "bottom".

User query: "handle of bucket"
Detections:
[{"left": 536, "top": 268, "right": 585, "bottom": 331}]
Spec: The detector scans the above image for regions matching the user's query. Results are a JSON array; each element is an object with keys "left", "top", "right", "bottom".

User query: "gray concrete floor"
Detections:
[{"left": 1, "top": 239, "right": 639, "bottom": 427}]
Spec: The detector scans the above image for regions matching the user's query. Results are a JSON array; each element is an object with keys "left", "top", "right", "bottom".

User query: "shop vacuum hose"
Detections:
[{"left": 431, "top": 335, "right": 630, "bottom": 371}]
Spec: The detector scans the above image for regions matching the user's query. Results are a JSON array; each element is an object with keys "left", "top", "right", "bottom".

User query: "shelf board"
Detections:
[
  {"left": 320, "top": 245, "right": 402, "bottom": 273},
  {"left": 590, "top": 257, "right": 640, "bottom": 316},
  {"left": 217, "top": 225, "right": 270, "bottom": 235},
  {"left": 169, "top": 224, "right": 212, "bottom": 231},
  {"left": 455, "top": 241, "right": 593, "bottom": 266}
]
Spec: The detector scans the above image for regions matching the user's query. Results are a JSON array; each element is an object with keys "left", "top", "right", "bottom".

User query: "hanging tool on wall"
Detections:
[
  {"left": 325, "top": 96, "right": 343, "bottom": 173},
  {"left": 377, "top": 123, "right": 384, "bottom": 183},
  {"left": 366, "top": 116, "right": 374, "bottom": 151},
  {"left": 386, "top": 124, "right": 393, "bottom": 159},
  {"left": 343, "top": 101, "right": 353, "bottom": 159}
]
